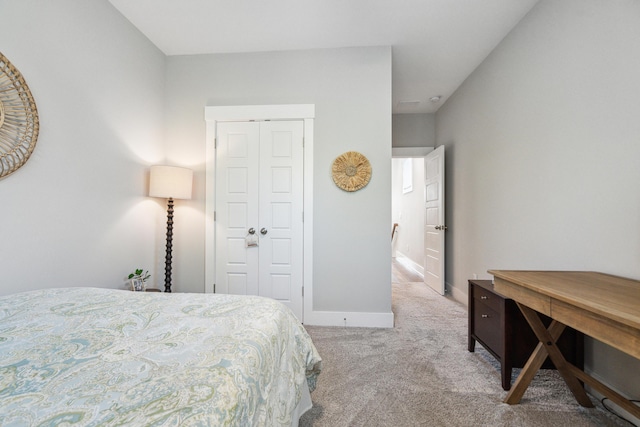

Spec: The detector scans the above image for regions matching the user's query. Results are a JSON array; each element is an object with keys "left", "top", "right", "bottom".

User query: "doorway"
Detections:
[
  {"left": 391, "top": 146, "right": 445, "bottom": 295},
  {"left": 391, "top": 152, "right": 429, "bottom": 278}
]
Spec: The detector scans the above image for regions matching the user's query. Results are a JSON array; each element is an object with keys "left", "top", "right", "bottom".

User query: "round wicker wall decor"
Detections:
[
  {"left": 0, "top": 52, "right": 39, "bottom": 179},
  {"left": 331, "top": 151, "right": 372, "bottom": 192}
]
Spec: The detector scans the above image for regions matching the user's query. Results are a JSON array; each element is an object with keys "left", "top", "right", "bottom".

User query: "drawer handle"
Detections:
[
  {"left": 481, "top": 314, "right": 490, "bottom": 318},
  {"left": 480, "top": 296, "right": 488, "bottom": 300}
]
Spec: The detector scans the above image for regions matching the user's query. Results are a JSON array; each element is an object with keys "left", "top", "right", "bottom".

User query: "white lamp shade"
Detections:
[{"left": 149, "top": 165, "right": 193, "bottom": 200}]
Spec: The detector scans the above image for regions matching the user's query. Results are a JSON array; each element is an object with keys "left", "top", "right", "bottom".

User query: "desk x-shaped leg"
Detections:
[{"left": 504, "top": 303, "right": 593, "bottom": 407}]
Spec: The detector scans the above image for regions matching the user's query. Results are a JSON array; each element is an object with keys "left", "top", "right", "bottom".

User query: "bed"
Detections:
[{"left": 0, "top": 288, "right": 321, "bottom": 426}]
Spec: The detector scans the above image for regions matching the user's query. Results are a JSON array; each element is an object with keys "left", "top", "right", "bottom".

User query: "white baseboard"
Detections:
[
  {"left": 395, "top": 252, "right": 424, "bottom": 277},
  {"left": 448, "top": 282, "right": 468, "bottom": 305},
  {"left": 304, "top": 310, "right": 394, "bottom": 328}
]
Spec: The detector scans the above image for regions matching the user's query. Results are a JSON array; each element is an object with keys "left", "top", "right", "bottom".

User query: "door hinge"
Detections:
[
  {"left": 214, "top": 137, "right": 217, "bottom": 149},
  {"left": 213, "top": 283, "right": 216, "bottom": 293},
  {"left": 302, "top": 211, "right": 304, "bottom": 222},
  {"left": 302, "top": 137, "right": 305, "bottom": 148},
  {"left": 214, "top": 211, "right": 216, "bottom": 221},
  {"left": 302, "top": 287, "right": 304, "bottom": 297}
]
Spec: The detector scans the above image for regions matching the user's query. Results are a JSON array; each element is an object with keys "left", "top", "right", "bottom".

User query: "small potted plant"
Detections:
[{"left": 128, "top": 268, "right": 150, "bottom": 291}]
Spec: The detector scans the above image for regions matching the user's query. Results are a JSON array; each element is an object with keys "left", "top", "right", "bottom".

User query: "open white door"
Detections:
[{"left": 424, "top": 146, "right": 445, "bottom": 295}]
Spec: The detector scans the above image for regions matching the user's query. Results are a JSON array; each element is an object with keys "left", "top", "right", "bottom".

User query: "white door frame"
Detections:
[
  {"left": 391, "top": 147, "right": 446, "bottom": 295},
  {"left": 204, "top": 105, "right": 314, "bottom": 322}
]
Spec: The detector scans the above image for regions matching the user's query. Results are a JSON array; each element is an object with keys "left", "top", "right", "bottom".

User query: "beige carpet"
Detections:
[{"left": 300, "top": 281, "right": 628, "bottom": 426}]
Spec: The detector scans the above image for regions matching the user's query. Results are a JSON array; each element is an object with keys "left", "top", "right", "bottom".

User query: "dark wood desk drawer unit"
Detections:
[{"left": 468, "top": 279, "right": 584, "bottom": 390}]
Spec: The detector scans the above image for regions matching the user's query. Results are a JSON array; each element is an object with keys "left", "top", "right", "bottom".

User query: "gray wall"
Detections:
[
  {"left": 0, "top": 0, "right": 166, "bottom": 294},
  {"left": 392, "top": 113, "right": 435, "bottom": 147},
  {"left": 0, "top": 1, "right": 393, "bottom": 318},
  {"left": 437, "top": 0, "right": 640, "bottom": 401},
  {"left": 164, "top": 47, "right": 393, "bottom": 314}
]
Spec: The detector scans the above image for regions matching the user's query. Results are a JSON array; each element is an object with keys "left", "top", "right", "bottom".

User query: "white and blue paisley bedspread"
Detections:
[{"left": 0, "top": 288, "right": 321, "bottom": 426}]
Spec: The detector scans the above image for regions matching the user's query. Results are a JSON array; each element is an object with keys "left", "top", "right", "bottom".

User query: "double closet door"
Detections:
[{"left": 215, "top": 120, "right": 304, "bottom": 319}]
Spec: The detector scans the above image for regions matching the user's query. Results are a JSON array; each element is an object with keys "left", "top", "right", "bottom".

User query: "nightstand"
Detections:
[{"left": 468, "top": 279, "right": 583, "bottom": 390}]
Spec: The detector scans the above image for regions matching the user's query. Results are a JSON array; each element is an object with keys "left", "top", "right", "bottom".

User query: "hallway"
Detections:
[{"left": 391, "top": 257, "right": 423, "bottom": 284}]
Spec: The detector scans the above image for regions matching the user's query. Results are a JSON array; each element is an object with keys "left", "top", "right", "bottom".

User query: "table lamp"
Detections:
[{"left": 149, "top": 165, "right": 193, "bottom": 292}]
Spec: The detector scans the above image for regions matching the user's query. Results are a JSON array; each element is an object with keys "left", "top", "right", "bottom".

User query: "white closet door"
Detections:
[
  {"left": 258, "top": 121, "right": 304, "bottom": 319},
  {"left": 215, "top": 122, "right": 260, "bottom": 296},
  {"left": 215, "top": 120, "right": 304, "bottom": 320}
]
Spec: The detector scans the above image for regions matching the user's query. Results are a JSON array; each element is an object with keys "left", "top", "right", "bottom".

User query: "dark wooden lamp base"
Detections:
[{"left": 163, "top": 197, "right": 174, "bottom": 293}]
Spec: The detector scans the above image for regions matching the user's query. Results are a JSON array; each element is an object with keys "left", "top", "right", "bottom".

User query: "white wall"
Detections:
[
  {"left": 163, "top": 47, "right": 393, "bottom": 316},
  {"left": 391, "top": 158, "right": 425, "bottom": 270},
  {"left": 0, "top": 0, "right": 166, "bottom": 294},
  {"left": 437, "top": 0, "right": 640, "bottom": 403}
]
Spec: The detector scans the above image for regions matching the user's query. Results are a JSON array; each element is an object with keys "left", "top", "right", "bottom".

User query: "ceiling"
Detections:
[{"left": 108, "top": 0, "right": 539, "bottom": 114}]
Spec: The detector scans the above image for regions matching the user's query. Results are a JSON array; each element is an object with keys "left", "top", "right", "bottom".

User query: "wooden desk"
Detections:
[
  {"left": 488, "top": 270, "right": 640, "bottom": 418},
  {"left": 468, "top": 279, "right": 583, "bottom": 390}
]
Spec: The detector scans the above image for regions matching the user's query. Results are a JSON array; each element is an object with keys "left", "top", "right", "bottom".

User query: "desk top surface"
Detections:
[{"left": 488, "top": 270, "right": 640, "bottom": 330}]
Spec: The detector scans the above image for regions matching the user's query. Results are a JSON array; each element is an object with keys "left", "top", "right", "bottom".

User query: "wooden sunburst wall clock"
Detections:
[
  {"left": 331, "top": 151, "right": 372, "bottom": 192},
  {"left": 0, "top": 52, "right": 39, "bottom": 179}
]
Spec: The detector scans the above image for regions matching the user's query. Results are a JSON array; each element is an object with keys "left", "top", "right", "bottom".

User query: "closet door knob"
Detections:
[{"left": 260, "top": 228, "right": 268, "bottom": 235}]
